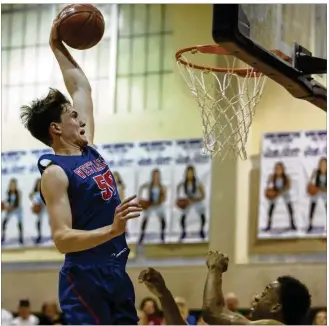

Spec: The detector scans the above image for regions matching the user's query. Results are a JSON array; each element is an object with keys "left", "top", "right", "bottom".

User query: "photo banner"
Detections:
[{"left": 258, "top": 130, "right": 327, "bottom": 239}]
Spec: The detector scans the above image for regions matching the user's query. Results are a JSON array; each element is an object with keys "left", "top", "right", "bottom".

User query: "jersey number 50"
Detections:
[{"left": 93, "top": 170, "right": 116, "bottom": 201}]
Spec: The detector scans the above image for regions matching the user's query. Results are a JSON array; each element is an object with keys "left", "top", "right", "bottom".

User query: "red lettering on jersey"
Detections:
[
  {"left": 74, "top": 167, "right": 87, "bottom": 179},
  {"left": 93, "top": 170, "right": 116, "bottom": 201}
]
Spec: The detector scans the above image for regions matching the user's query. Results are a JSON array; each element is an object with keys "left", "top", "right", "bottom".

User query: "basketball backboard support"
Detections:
[{"left": 212, "top": 4, "right": 327, "bottom": 112}]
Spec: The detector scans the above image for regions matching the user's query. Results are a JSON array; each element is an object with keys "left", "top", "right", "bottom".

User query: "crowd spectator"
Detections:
[
  {"left": 224, "top": 292, "right": 241, "bottom": 314},
  {"left": 12, "top": 300, "right": 39, "bottom": 326},
  {"left": 1, "top": 307, "right": 13, "bottom": 326},
  {"left": 139, "top": 297, "right": 163, "bottom": 325},
  {"left": 39, "top": 301, "right": 65, "bottom": 325},
  {"left": 313, "top": 309, "right": 327, "bottom": 325},
  {"left": 175, "top": 296, "right": 197, "bottom": 325},
  {"left": 197, "top": 316, "right": 208, "bottom": 325}
]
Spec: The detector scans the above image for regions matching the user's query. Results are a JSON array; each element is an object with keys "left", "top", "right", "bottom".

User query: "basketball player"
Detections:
[
  {"left": 177, "top": 165, "right": 206, "bottom": 240},
  {"left": 307, "top": 157, "right": 327, "bottom": 232},
  {"left": 20, "top": 21, "right": 141, "bottom": 325},
  {"left": 138, "top": 169, "right": 167, "bottom": 244},
  {"left": 139, "top": 251, "right": 311, "bottom": 325},
  {"left": 1, "top": 178, "right": 23, "bottom": 245},
  {"left": 264, "top": 162, "right": 297, "bottom": 232}
]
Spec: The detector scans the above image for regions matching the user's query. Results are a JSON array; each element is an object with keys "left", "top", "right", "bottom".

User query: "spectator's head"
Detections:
[
  {"left": 137, "top": 309, "right": 148, "bottom": 325},
  {"left": 175, "top": 297, "right": 189, "bottom": 319},
  {"left": 17, "top": 300, "right": 31, "bottom": 320},
  {"left": 313, "top": 309, "right": 327, "bottom": 325},
  {"left": 251, "top": 276, "right": 311, "bottom": 325},
  {"left": 139, "top": 297, "right": 160, "bottom": 317},
  {"left": 225, "top": 292, "right": 239, "bottom": 312},
  {"left": 41, "top": 301, "right": 60, "bottom": 321}
]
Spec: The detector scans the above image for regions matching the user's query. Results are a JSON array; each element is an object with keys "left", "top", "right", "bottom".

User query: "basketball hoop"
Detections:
[{"left": 176, "top": 45, "right": 267, "bottom": 160}]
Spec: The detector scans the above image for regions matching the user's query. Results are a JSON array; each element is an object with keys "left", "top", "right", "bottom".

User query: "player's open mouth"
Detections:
[{"left": 80, "top": 130, "right": 85, "bottom": 135}]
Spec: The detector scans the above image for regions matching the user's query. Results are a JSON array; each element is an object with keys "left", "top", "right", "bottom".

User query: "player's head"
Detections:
[
  {"left": 21, "top": 88, "right": 87, "bottom": 148},
  {"left": 318, "top": 157, "right": 327, "bottom": 173},
  {"left": 151, "top": 169, "right": 161, "bottom": 184},
  {"left": 274, "top": 162, "right": 285, "bottom": 176},
  {"left": 251, "top": 276, "right": 311, "bottom": 325},
  {"left": 185, "top": 165, "right": 196, "bottom": 181},
  {"left": 8, "top": 178, "right": 17, "bottom": 191}
]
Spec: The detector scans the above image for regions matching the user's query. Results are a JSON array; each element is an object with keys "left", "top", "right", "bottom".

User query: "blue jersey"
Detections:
[{"left": 37, "top": 145, "right": 128, "bottom": 264}]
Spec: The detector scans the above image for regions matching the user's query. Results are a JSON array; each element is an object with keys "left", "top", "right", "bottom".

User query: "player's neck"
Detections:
[{"left": 52, "top": 141, "right": 82, "bottom": 156}]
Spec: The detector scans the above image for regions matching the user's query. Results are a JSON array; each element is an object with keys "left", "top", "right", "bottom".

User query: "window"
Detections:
[{"left": 115, "top": 4, "right": 173, "bottom": 113}]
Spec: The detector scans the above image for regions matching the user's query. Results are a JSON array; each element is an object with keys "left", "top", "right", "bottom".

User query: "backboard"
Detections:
[{"left": 212, "top": 4, "right": 327, "bottom": 111}]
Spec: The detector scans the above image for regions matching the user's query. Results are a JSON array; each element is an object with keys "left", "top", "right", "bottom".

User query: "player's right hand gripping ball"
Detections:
[{"left": 206, "top": 251, "right": 229, "bottom": 273}]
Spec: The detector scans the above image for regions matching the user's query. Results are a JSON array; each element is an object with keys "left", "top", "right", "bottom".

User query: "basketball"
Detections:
[
  {"left": 32, "top": 203, "right": 42, "bottom": 214},
  {"left": 307, "top": 184, "right": 319, "bottom": 196},
  {"left": 139, "top": 199, "right": 151, "bottom": 211},
  {"left": 265, "top": 188, "right": 278, "bottom": 200},
  {"left": 57, "top": 4, "right": 105, "bottom": 50},
  {"left": 176, "top": 198, "right": 190, "bottom": 210}
]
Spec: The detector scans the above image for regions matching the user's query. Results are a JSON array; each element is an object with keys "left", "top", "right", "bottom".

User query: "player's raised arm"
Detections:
[
  {"left": 138, "top": 268, "right": 187, "bottom": 325},
  {"left": 42, "top": 165, "right": 142, "bottom": 253},
  {"left": 49, "top": 21, "right": 94, "bottom": 144},
  {"left": 202, "top": 251, "right": 251, "bottom": 325}
]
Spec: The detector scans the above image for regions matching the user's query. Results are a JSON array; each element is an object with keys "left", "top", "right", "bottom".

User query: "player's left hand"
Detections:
[{"left": 138, "top": 268, "right": 167, "bottom": 298}]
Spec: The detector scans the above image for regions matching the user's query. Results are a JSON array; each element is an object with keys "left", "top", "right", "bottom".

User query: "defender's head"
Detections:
[
  {"left": 20, "top": 88, "right": 87, "bottom": 148},
  {"left": 250, "top": 276, "right": 311, "bottom": 325}
]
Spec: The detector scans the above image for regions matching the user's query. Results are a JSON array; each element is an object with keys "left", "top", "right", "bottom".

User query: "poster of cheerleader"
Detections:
[
  {"left": 169, "top": 139, "right": 212, "bottom": 243},
  {"left": 1, "top": 148, "right": 52, "bottom": 249},
  {"left": 258, "top": 132, "right": 306, "bottom": 239},
  {"left": 98, "top": 142, "right": 139, "bottom": 244},
  {"left": 299, "top": 130, "right": 327, "bottom": 237},
  {"left": 135, "top": 140, "right": 175, "bottom": 245}
]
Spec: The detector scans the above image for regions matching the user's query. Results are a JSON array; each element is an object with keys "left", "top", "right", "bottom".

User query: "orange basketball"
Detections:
[
  {"left": 139, "top": 199, "right": 151, "bottom": 211},
  {"left": 176, "top": 198, "right": 190, "bottom": 210},
  {"left": 32, "top": 203, "right": 42, "bottom": 214},
  {"left": 265, "top": 188, "right": 278, "bottom": 200},
  {"left": 57, "top": 4, "right": 105, "bottom": 50},
  {"left": 307, "top": 184, "right": 319, "bottom": 196}
]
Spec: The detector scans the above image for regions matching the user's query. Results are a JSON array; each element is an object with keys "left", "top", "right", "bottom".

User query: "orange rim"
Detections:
[{"left": 176, "top": 44, "right": 264, "bottom": 77}]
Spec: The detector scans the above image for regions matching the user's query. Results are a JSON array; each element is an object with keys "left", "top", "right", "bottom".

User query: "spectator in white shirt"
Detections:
[
  {"left": 12, "top": 300, "right": 39, "bottom": 326},
  {"left": 1, "top": 307, "right": 13, "bottom": 326}
]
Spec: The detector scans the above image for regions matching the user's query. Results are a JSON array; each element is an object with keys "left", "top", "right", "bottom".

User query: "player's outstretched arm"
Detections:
[
  {"left": 49, "top": 20, "right": 94, "bottom": 144},
  {"left": 138, "top": 268, "right": 188, "bottom": 325},
  {"left": 42, "top": 165, "right": 142, "bottom": 253},
  {"left": 202, "top": 251, "right": 251, "bottom": 325},
  {"left": 202, "top": 252, "right": 282, "bottom": 326}
]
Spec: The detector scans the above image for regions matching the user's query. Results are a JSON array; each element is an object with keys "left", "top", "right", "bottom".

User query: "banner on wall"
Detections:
[
  {"left": 1, "top": 139, "right": 212, "bottom": 249},
  {"left": 257, "top": 130, "right": 327, "bottom": 239}
]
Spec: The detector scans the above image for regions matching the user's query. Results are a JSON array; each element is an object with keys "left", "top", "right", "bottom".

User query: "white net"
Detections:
[{"left": 176, "top": 48, "right": 267, "bottom": 160}]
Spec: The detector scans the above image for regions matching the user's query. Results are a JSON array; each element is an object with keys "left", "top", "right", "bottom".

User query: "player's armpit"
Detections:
[{"left": 41, "top": 165, "right": 114, "bottom": 253}]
